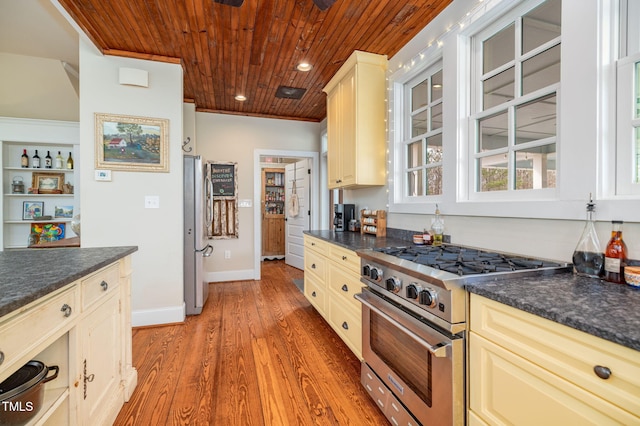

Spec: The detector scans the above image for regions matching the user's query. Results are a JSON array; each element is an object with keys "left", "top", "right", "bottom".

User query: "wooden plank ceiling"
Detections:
[{"left": 58, "top": 0, "right": 452, "bottom": 122}]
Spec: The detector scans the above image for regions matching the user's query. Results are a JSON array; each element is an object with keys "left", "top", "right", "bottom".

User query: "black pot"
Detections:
[{"left": 0, "top": 360, "right": 59, "bottom": 426}]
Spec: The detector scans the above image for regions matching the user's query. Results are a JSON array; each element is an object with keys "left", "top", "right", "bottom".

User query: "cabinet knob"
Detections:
[
  {"left": 61, "top": 303, "right": 72, "bottom": 317},
  {"left": 100, "top": 280, "right": 109, "bottom": 291},
  {"left": 311, "top": 291, "right": 317, "bottom": 297},
  {"left": 593, "top": 365, "right": 611, "bottom": 380},
  {"left": 342, "top": 256, "right": 347, "bottom": 261},
  {"left": 342, "top": 321, "right": 349, "bottom": 330},
  {"left": 311, "top": 263, "right": 316, "bottom": 269},
  {"left": 0, "top": 351, "right": 4, "bottom": 366},
  {"left": 341, "top": 284, "right": 349, "bottom": 292}
]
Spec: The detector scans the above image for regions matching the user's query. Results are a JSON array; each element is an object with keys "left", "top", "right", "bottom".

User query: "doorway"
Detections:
[{"left": 253, "top": 149, "right": 320, "bottom": 280}]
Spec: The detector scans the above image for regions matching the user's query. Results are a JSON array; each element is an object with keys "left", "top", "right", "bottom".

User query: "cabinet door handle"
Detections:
[
  {"left": 61, "top": 303, "right": 72, "bottom": 317},
  {"left": 342, "top": 256, "right": 347, "bottom": 261},
  {"left": 594, "top": 365, "right": 611, "bottom": 380},
  {"left": 342, "top": 321, "right": 349, "bottom": 330},
  {"left": 311, "top": 263, "right": 316, "bottom": 269},
  {"left": 311, "top": 242, "right": 316, "bottom": 246},
  {"left": 100, "top": 280, "right": 109, "bottom": 291},
  {"left": 311, "top": 291, "right": 317, "bottom": 297},
  {"left": 341, "top": 284, "right": 349, "bottom": 292},
  {"left": 0, "top": 351, "right": 4, "bottom": 366}
]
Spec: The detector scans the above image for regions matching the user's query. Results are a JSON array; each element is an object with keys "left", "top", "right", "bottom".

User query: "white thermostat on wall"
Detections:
[{"left": 95, "top": 169, "right": 112, "bottom": 181}]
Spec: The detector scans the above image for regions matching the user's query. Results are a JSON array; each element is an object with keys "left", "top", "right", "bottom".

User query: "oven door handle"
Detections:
[{"left": 355, "top": 293, "right": 449, "bottom": 358}]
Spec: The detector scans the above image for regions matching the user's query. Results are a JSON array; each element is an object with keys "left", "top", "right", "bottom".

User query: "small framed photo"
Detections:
[
  {"left": 32, "top": 172, "right": 65, "bottom": 194},
  {"left": 54, "top": 205, "right": 74, "bottom": 218},
  {"left": 23, "top": 201, "right": 44, "bottom": 220}
]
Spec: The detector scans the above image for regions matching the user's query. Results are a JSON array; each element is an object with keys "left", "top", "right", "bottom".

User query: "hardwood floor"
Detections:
[{"left": 114, "top": 260, "right": 388, "bottom": 425}]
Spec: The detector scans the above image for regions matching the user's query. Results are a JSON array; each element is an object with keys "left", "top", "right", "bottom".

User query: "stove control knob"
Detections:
[
  {"left": 362, "top": 264, "right": 371, "bottom": 277},
  {"left": 406, "top": 284, "right": 420, "bottom": 300},
  {"left": 385, "top": 277, "right": 402, "bottom": 293},
  {"left": 370, "top": 267, "right": 382, "bottom": 282},
  {"left": 419, "top": 289, "right": 437, "bottom": 308}
]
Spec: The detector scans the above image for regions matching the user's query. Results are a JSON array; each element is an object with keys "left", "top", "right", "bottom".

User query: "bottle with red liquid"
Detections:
[{"left": 603, "top": 220, "right": 628, "bottom": 284}]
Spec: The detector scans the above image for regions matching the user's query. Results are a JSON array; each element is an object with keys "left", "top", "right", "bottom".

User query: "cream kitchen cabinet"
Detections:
[
  {"left": 0, "top": 254, "right": 136, "bottom": 426},
  {"left": 303, "top": 234, "right": 365, "bottom": 359},
  {"left": 468, "top": 294, "right": 640, "bottom": 425},
  {"left": 323, "top": 50, "right": 387, "bottom": 190}
]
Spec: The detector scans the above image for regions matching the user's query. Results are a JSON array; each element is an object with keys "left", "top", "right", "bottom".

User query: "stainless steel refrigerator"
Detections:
[{"left": 184, "top": 155, "right": 213, "bottom": 315}]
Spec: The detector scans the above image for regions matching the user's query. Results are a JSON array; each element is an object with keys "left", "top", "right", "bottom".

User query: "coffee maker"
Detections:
[{"left": 334, "top": 204, "right": 355, "bottom": 232}]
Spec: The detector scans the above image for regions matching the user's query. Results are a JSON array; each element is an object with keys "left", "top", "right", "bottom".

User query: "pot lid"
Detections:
[{"left": 0, "top": 360, "right": 47, "bottom": 401}]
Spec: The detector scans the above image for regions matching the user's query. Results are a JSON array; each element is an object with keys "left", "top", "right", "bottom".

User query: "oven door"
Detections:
[{"left": 355, "top": 288, "right": 464, "bottom": 426}]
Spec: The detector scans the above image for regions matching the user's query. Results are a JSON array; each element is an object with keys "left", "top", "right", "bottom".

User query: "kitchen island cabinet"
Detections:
[
  {"left": 323, "top": 50, "right": 387, "bottom": 190},
  {"left": 0, "top": 246, "right": 137, "bottom": 426},
  {"left": 303, "top": 234, "right": 365, "bottom": 358},
  {"left": 468, "top": 294, "right": 640, "bottom": 425}
]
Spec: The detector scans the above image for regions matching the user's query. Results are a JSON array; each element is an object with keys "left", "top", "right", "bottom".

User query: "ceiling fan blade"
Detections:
[
  {"left": 213, "top": 0, "right": 244, "bottom": 6},
  {"left": 312, "top": 0, "right": 336, "bottom": 11}
]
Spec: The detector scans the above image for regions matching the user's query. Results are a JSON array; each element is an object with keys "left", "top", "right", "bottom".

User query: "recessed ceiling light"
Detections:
[
  {"left": 296, "top": 62, "right": 312, "bottom": 72},
  {"left": 235, "top": 94, "right": 246, "bottom": 101}
]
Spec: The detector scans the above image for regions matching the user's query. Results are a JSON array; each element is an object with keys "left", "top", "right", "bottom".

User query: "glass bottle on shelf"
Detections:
[
  {"left": 603, "top": 220, "right": 628, "bottom": 284},
  {"left": 66, "top": 152, "right": 74, "bottom": 169},
  {"left": 55, "top": 151, "right": 63, "bottom": 169},
  {"left": 572, "top": 195, "right": 604, "bottom": 278},
  {"left": 21, "top": 149, "right": 29, "bottom": 168},
  {"left": 45, "top": 151, "right": 52, "bottom": 168},
  {"left": 32, "top": 150, "right": 41, "bottom": 168}
]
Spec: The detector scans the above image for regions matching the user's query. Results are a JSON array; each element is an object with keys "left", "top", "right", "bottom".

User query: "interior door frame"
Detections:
[{"left": 253, "top": 149, "right": 320, "bottom": 280}]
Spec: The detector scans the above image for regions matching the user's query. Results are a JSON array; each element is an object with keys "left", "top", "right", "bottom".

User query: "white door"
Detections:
[{"left": 285, "top": 159, "right": 311, "bottom": 269}]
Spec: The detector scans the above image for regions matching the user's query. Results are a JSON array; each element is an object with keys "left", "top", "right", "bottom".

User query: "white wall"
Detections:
[
  {"left": 0, "top": 52, "right": 79, "bottom": 121},
  {"left": 78, "top": 39, "right": 185, "bottom": 326},
  {"left": 195, "top": 113, "right": 321, "bottom": 281}
]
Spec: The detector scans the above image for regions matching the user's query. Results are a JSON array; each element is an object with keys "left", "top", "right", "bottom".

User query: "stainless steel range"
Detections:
[{"left": 355, "top": 244, "right": 571, "bottom": 426}]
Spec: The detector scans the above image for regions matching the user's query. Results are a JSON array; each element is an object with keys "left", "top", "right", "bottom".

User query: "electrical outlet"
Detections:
[{"left": 224, "top": 250, "right": 231, "bottom": 259}]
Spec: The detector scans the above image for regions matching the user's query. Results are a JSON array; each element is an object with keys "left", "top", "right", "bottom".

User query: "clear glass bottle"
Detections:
[
  {"left": 572, "top": 196, "right": 604, "bottom": 278},
  {"left": 431, "top": 204, "right": 444, "bottom": 246},
  {"left": 603, "top": 220, "right": 628, "bottom": 284}
]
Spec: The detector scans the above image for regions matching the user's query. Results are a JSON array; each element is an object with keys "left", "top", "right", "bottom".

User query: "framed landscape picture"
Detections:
[
  {"left": 95, "top": 113, "right": 169, "bottom": 172},
  {"left": 32, "top": 172, "right": 65, "bottom": 194},
  {"left": 54, "top": 205, "right": 74, "bottom": 218}
]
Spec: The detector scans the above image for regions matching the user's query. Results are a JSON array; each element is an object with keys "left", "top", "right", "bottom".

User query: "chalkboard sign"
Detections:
[{"left": 210, "top": 163, "right": 236, "bottom": 197}]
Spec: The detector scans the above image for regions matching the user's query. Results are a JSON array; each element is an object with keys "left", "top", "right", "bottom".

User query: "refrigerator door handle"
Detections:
[{"left": 198, "top": 244, "right": 213, "bottom": 257}]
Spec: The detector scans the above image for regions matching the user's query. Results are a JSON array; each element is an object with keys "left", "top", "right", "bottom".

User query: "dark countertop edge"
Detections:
[{"left": 0, "top": 246, "right": 138, "bottom": 318}]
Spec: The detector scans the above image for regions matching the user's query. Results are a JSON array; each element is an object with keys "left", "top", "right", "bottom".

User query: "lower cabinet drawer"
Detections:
[
  {"left": 327, "top": 265, "right": 364, "bottom": 310},
  {"left": 304, "top": 249, "right": 326, "bottom": 282},
  {"left": 328, "top": 296, "right": 362, "bottom": 359},
  {"left": 0, "top": 286, "right": 78, "bottom": 380},
  {"left": 81, "top": 263, "right": 120, "bottom": 311},
  {"left": 304, "top": 274, "right": 326, "bottom": 314}
]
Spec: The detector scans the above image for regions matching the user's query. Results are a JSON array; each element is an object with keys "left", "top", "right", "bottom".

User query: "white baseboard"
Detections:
[
  {"left": 131, "top": 303, "right": 185, "bottom": 327},
  {"left": 207, "top": 269, "right": 256, "bottom": 282}
]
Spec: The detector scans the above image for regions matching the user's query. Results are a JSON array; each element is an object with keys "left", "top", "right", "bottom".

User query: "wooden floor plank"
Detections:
[{"left": 114, "top": 260, "right": 388, "bottom": 426}]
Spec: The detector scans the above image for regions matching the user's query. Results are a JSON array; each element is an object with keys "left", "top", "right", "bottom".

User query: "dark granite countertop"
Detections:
[
  {"left": 0, "top": 246, "right": 138, "bottom": 318},
  {"left": 304, "top": 230, "right": 640, "bottom": 352}
]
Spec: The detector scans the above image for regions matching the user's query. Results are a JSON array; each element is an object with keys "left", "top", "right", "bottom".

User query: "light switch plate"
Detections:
[
  {"left": 239, "top": 199, "right": 252, "bottom": 208},
  {"left": 144, "top": 195, "right": 160, "bottom": 209}
]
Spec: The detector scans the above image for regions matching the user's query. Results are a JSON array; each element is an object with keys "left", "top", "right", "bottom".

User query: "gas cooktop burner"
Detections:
[{"left": 374, "top": 245, "right": 564, "bottom": 276}]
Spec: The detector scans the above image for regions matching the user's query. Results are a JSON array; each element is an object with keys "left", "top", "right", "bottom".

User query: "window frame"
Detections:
[
  {"left": 468, "top": 0, "right": 561, "bottom": 200},
  {"left": 390, "top": 57, "right": 445, "bottom": 207}
]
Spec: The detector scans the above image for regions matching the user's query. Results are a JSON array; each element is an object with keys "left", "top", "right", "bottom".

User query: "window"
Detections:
[
  {"left": 403, "top": 64, "right": 443, "bottom": 197},
  {"left": 471, "top": 0, "right": 561, "bottom": 195},
  {"left": 616, "top": 0, "right": 640, "bottom": 195}
]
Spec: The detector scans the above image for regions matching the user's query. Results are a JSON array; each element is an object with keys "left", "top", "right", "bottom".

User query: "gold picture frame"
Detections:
[
  {"left": 95, "top": 113, "right": 169, "bottom": 172},
  {"left": 32, "top": 172, "right": 65, "bottom": 194}
]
